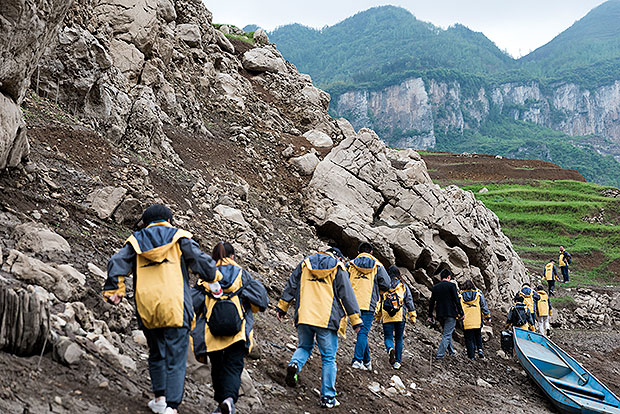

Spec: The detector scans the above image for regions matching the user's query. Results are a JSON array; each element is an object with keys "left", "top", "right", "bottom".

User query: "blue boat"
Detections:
[{"left": 513, "top": 327, "right": 620, "bottom": 413}]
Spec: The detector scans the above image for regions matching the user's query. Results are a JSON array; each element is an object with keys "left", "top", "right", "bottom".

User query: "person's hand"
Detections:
[
  {"left": 427, "top": 317, "right": 434, "bottom": 325},
  {"left": 107, "top": 292, "right": 123, "bottom": 305},
  {"left": 276, "top": 309, "right": 286, "bottom": 321},
  {"left": 485, "top": 317, "right": 492, "bottom": 323},
  {"left": 353, "top": 325, "right": 362, "bottom": 334}
]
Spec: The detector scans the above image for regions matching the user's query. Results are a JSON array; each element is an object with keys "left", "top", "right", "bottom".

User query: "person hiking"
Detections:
[
  {"left": 347, "top": 242, "right": 390, "bottom": 371},
  {"left": 191, "top": 242, "right": 269, "bottom": 414},
  {"left": 559, "top": 246, "right": 572, "bottom": 283},
  {"left": 428, "top": 269, "right": 464, "bottom": 360},
  {"left": 459, "top": 280, "right": 491, "bottom": 360},
  {"left": 534, "top": 285, "right": 553, "bottom": 337},
  {"left": 506, "top": 296, "right": 535, "bottom": 331},
  {"left": 276, "top": 247, "right": 362, "bottom": 409},
  {"left": 103, "top": 204, "right": 220, "bottom": 414},
  {"left": 515, "top": 282, "right": 540, "bottom": 315},
  {"left": 376, "top": 265, "right": 417, "bottom": 370},
  {"left": 542, "top": 259, "right": 560, "bottom": 295}
]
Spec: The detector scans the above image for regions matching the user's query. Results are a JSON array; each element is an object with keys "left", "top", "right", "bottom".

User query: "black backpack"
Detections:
[
  {"left": 207, "top": 289, "right": 244, "bottom": 337},
  {"left": 564, "top": 252, "right": 572, "bottom": 265},
  {"left": 383, "top": 291, "right": 402, "bottom": 317},
  {"left": 513, "top": 306, "right": 528, "bottom": 327}
]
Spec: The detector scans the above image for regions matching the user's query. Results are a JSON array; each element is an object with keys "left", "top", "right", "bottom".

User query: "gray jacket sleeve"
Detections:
[
  {"left": 376, "top": 265, "right": 391, "bottom": 292},
  {"left": 480, "top": 293, "right": 490, "bottom": 317},
  {"left": 334, "top": 267, "right": 361, "bottom": 320},
  {"left": 278, "top": 262, "right": 302, "bottom": 312},
  {"left": 105, "top": 243, "right": 135, "bottom": 291},
  {"left": 240, "top": 270, "right": 269, "bottom": 312},
  {"left": 404, "top": 285, "right": 416, "bottom": 313},
  {"left": 179, "top": 238, "right": 218, "bottom": 282}
]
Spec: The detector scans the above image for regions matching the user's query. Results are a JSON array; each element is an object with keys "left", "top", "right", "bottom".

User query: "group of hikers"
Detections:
[
  {"left": 102, "top": 204, "right": 569, "bottom": 413},
  {"left": 506, "top": 282, "right": 555, "bottom": 337},
  {"left": 542, "top": 246, "right": 573, "bottom": 295}
]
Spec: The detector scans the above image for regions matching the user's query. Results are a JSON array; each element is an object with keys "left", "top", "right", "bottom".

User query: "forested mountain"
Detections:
[{"left": 269, "top": 2, "right": 620, "bottom": 187}]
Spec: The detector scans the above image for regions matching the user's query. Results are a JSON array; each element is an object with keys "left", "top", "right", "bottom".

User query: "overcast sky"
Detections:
[{"left": 205, "top": 0, "right": 607, "bottom": 57}]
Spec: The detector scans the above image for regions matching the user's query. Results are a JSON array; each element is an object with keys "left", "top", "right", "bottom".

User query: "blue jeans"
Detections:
[
  {"left": 144, "top": 327, "right": 189, "bottom": 409},
  {"left": 383, "top": 321, "right": 405, "bottom": 363},
  {"left": 289, "top": 324, "right": 339, "bottom": 398},
  {"left": 353, "top": 310, "right": 375, "bottom": 364},
  {"left": 436, "top": 317, "right": 456, "bottom": 358},
  {"left": 560, "top": 266, "right": 569, "bottom": 282}
]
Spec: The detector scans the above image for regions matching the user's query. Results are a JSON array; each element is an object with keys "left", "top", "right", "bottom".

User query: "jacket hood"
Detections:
[
  {"left": 520, "top": 287, "right": 533, "bottom": 297},
  {"left": 350, "top": 254, "right": 379, "bottom": 274},
  {"left": 537, "top": 290, "right": 548, "bottom": 298},
  {"left": 305, "top": 252, "right": 340, "bottom": 279},
  {"left": 390, "top": 278, "right": 401, "bottom": 290},
  {"left": 131, "top": 223, "right": 180, "bottom": 262},
  {"left": 217, "top": 258, "right": 243, "bottom": 289},
  {"left": 461, "top": 289, "right": 479, "bottom": 304}
]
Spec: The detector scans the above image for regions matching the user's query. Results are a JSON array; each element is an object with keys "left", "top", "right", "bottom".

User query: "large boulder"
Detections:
[
  {"left": 0, "top": 93, "right": 29, "bottom": 169},
  {"left": 305, "top": 129, "right": 528, "bottom": 305},
  {"left": 242, "top": 47, "right": 287, "bottom": 73},
  {"left": 13, "top": 223, "right": 71, "bottom": 255}
]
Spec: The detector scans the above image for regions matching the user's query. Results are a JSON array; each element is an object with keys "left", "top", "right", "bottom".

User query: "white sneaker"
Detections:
[
  {"left": 351, "top": 361, "right": 367, "bottom": 370},
  {"left": 148, "top": 399, "right": 167, "bottom": 414},
  {"left": 364, "top": 361, "right": 372, "bottom": 371},
  {"left": 393, "top": 362, "right": 401, "bottom": 370},
  {"left": 163, "top": 408, "right": 177, "bottom": 414}
]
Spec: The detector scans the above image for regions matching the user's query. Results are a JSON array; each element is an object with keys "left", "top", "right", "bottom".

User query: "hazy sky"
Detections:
[{"left": 205, "top": 0, "right": 607, "bottom": 57}]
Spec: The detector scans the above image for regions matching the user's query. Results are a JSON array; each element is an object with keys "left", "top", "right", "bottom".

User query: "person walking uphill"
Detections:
[
  {"left": 103, "top": 204, "right": 220, "bottom": 414},
  {"left": 348, "top": 242, "right": 390, "bottom": 371},
  {"left": 276, "top": 247, "right": 362, "bottom": 409},
  {"left": 506, "top": 296, "right": 535, "bottom": 331},
  {"left": 534, "top": 285, "right": 553, "bottom": 337},
  {"left": 191, "top": 242, "right": 268, "bottom": 414},
  {"left": 542, "top": 259, "right": 560, "bottom": 295},
  {"left": 428, "top": 269, "right": 464, "bottom": 360},
  {"left": 459, "top": 280, "right": 491, "bottom": 360},
  {"left": 559, "top": 246, "right": 572, "bottom": 283},
  {"left": 377, "top": 265, "right": 417, "bottom": 370},
  {"left": 515, "top": 282, "right": 540, "bottom": 315}
]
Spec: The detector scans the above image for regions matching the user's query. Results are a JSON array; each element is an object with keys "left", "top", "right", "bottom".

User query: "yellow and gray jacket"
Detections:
[
  {"left": 543, "top": 262, "right": 560, "bottom": 281},
  {"left": 559, "top": 251, "right": 570, "bottom": 267},
  {"left": 506, "top": 302, "right": 535, "bottom": 331},
  {"left": 103, "top": 221, "right": 219, "bottom": 330},
  {"left": 459, "top": 289, "right": 491, "bottom": 330},
  {"left": 276, "top": 252, "right": 362, "bottom": 333},
  {"left": 347, "top": 253, "right": 390, "bottom": 312},
  {"left": 534, "top": 290, "right": 553, "bottom": 317},
  {"left": 377, "top": 279, "right": 416, "bottom": 324},
  {"left": 515, "top": 286, "right": 540, "bottom": 315},
  {"left": 191, "top": 258, "right": 268, "bottom": 357}
]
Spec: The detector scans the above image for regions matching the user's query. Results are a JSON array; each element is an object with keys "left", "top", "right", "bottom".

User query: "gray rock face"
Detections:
[
  {"left": 0, "top": 285, "right": 50, "bottom": 356},
  {"left": 290, "top": 152, "right": 320, "bottom": 176},
  {"left": 253, "top": 28, "right": 269, "bottom": 45},
  {"left": 87, "top": 186, "right": 127, "bottom": 219},
  {"left": 242, "top": 48, "right": 287, "bottom": 73},
  {"left": 303, "top": 129, "right": 333, "bottom": 148},
  {"left": 13, "top": 223, "right": 71, "bottom": 255},
  {"left": 0, "top": 0, "right": 73, "bottom": 170},
  {"left": 305, "top": 129, "right": 527, "bottom": 305}
]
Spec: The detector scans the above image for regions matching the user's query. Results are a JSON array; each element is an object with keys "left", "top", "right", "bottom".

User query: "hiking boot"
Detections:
[
  {"left": 320, "top": 397, "right": 340, "bottom": 409},
  {"left": 219, "top": 397, "right": 235, "bottom": 414},
  {"left": 364, "top": 361, "right": 372, "bottom": 371},
  {"left": 285, "top": 363, "right": 299, "bottom": 387},
  {"left": 148, "top": 398, "right": 167, "bottom": 414},
  {"left": 477, "top": 350, "right": 484, "bottom": 359},
  {"left": 393, "top": 362, "right": 401, "bottom": 370},
  {"left": 351, "top": 361, "right": 367, "bottom": 370},
  {"left": 388, "top": 348, "right": 396, "bottom": 366}
]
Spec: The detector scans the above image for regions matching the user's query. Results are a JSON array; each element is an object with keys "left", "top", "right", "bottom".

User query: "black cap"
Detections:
[
  {"left": 326, "top": 247, "right": 344, "bottom": 261},
  {"left": 388, "top": 265, "right": 400, "bottom": 279},
  {"left": 141, "top": 204, "right": 173, "bottom": 226}
]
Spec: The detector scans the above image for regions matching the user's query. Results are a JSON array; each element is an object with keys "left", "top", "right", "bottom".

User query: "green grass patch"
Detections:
[
  {"left": 550, "top": 296, "right": 577, "bottom": 309},
  {"left": 224, "top": 33, "right": 254, "bottom": 44}
]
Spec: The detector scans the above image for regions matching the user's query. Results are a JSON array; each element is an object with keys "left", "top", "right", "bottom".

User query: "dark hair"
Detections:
[
  {"left": 515, "top": 295, "right": 524, "bottom": 303},
  {"left": 440, "top": 269, "right": 453, "bottom": 280},
  {"left": 550, "top": 259, "right": 555, "bottom": 263},
  {"left": 327, "top": 247, "right": 345, "bottom": 261},
  {"left": 536, "top": 285, "right": 544, "bottom": 291},
  {"left": 212, "top": 241, "right": 235, "bottom": 262},
  {"left": 522, "top": 282, "right": 530, "bottom": 287},
  {"left": 388, "top": 265, "right": 400, "bottom": 279},
  {"left": 358, "top": 242, "right": 373, "bottom": 254},
  {"left": 462, "top": 280, "right": 475, "bottom": 291},
  {"left": 141, "top": 204, "right": 173, "bottom": 226}
]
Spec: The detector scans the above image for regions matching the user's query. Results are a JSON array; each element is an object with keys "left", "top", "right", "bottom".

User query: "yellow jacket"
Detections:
[
  {"left": 348, "top": 253, "right": 390, "bottom": 312},
  {"left": 535, "top": 290, "right": 553, "bottom": 317},
  {"left": 543, "top": 262, "right": 560, "bottom": 281},
  {"left": 460, "top": 289, "right": 491, "bottom": 330},
  {"left": 376, "top": 280, "right": 416, "bottom": 324}
]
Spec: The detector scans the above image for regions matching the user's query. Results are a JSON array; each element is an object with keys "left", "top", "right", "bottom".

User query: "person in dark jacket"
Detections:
[
  {"left": 506, "top": 296, "right": 535, "bottom": 331},
  {"left": 103, "top": 204, "right": 219, "bottom": 414},
  {"left": 428, "top": 269, "right": 464, "bottom": 359},
  {"left": 276, "top": 247, "right": 362, "bottom": 409},
  {"left": 376, "top": 266, "right": 416, "bottom": 369},
  {"left": 191, "top": 242, "right": 269, "bottom": 414},
  {"left": 347, "top": 242, "right": 390, "bottom": 371}
]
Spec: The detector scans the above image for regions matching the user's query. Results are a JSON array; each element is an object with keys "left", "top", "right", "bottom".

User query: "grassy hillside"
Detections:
[{"left": 460, "top": 180, "right": 620, "bottom": 286}]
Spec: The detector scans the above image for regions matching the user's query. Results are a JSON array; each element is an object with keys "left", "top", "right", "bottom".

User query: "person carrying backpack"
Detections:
[
  {"left": 103, "top": 204, "right": 220, "bottom": 414},
  {"left": 559, "top": 246, "right": 572, "bottom": 283},
  {"left": 542, "top": 259, "right": 560, "bottom": 295},
  {"left": 459, "top": 280, "right": 491, "bottom": 360},
  {"left": 534, "top": 285, "right": 553, "bottom": 337},
  {"left": 191, "top": 242, "right": 268, "bottom": 414},
  {"left": 376, "top": 265, "right": 416, "bottom": 370},
  {"left": 515, "top": 282, "right": 540, "bottom": 315},
  {"left": 505, "top": 296, "right": 535, "bottom": 331},
  {"left": 347, "top": 242, "right": 390, "bottom": 371},
  {"left": 276, "top": 247, "right": 362, "bottom": 409}
]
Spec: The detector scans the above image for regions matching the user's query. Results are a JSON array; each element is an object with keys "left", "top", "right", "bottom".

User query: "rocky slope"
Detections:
[
  {"left": 333, "top": 77, "right": 620, "bottom": 159},
  {"left": 0, "top": 0, "right": 618, "bottom": 413}
]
